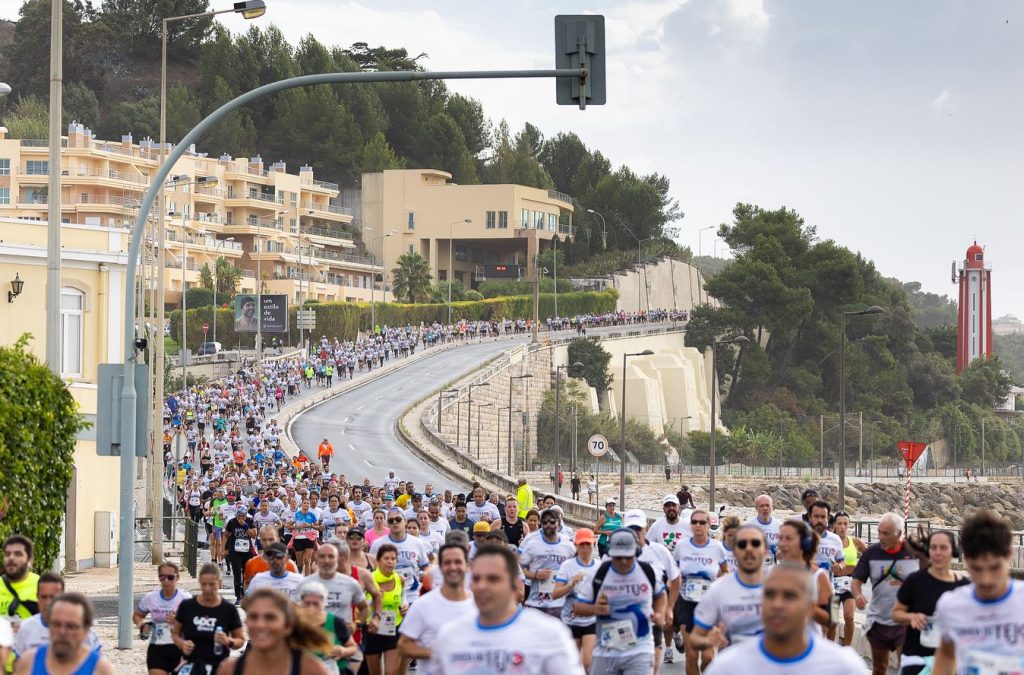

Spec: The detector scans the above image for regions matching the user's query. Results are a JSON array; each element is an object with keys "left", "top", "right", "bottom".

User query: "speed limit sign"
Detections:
[{"left": 588, "top": 434, "right": 610, "bottom": 458}]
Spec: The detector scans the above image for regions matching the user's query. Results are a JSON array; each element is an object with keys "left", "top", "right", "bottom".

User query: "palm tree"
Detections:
[
  {"left": 214, "top": 257, "right": 243, "bottom": 297},
  {"left": 391, "top": 252, "right": 433, "bottom": 303}
]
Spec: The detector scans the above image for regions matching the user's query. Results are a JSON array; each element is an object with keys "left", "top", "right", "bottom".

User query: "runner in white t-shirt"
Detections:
[
  {"left": 398, "top": 543, "right": 477, "bottom": 674},
  {"left": 673, "top": 509, "right": 729, "bottom": 672},
  {"left": 247, "top": 542, "right": 305, "bottom": 602},
  {"left": 933, "top": 510, "right": 1024, "bottom": 675},
  {"left": 745, "top": 494, "right": 783, "bottom": 564},
  {"left": 574, "top": 528, "right": 667, "bottom": 675},
  {"left": 704, "top": 562, "right": 868, "bottom": 675},
  {"left": 432, "top": 544, "right": 584, "bottom": 675},
  {"left": 369, "top": 510, "right": 433, "bottom": 605},
  {"left": 519, "top": 509, "right": 577, "bottom": 616},
  {"left": 553, "top": 529, "right": 599, "bottom": 671}
]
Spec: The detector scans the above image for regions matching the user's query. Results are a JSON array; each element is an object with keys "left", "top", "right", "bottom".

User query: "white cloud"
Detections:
[{"left": 931, "top": 88, "right": 955, "bottom": 118}]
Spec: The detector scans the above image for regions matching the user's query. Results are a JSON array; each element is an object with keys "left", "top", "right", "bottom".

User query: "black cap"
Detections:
[
  {"left": 347, "top": 526, "right": 365, "bottom": 537},
  {"left": 801, "top": 489, "right": 820, "bottom": 500},
  {"left": 265, "top": 542, "right": 287, "bottom": 556}
]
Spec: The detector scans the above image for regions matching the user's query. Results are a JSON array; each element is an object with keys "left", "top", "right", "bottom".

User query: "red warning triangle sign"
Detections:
[{"left": 898, "top": 441, "right": 928, "bottom": 470}]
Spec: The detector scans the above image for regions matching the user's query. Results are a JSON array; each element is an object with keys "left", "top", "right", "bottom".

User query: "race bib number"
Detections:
[
  {"left": 537, "top": 576, "right": 556, "bottom": 595},
  {"left": 763, "top": 555, "right": 775, "bottom": 568},
  {"left": 599, "top": 620, "right": 638, "bottom": 651},
  {"left": 234, "top": 537, "right": 251, "bottom": 553},
  {"left": 833, "top": 575, "right": 852, "bottom": 593},
  {"left": 683, "top": 578, "right": 711, "bottom": 602},
  {"left": 379, "top": 610, "right": 397, "bottom": 636},
  {"left": 918, "top": 617, "right": 939, "bottom": 649},
  {"left": 963, "top": 650, "right": 1024, "bottom": 675},
  {"left": 398, "top": 568, "right": 417, "bottom": 592},
  {"left": 152, "top": 622, "right": 172, "bottom": 645}
]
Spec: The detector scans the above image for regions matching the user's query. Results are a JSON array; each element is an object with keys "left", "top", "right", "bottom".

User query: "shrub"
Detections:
[{"left": 0, "top": 336, "right": 87, "bottom": 571}]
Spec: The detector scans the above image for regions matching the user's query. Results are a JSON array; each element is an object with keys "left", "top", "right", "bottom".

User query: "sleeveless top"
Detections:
[
  {"left": 234, "top": 647, "right": 302, "bottom": 674},
  {"left": 371, "top": 568, "right": 404, "bottom": 627},
  {"left": 598, "top": 512, "right": 623, "bottom": 545},
  {"left": 842, "top": 535, "right": 859, "bottom": 567},
  {"left": 32, "top": 646, "right": 101, "bottom": 675},
  {"left": 501, "top": 518, "right": 526, "bottom": 547}
]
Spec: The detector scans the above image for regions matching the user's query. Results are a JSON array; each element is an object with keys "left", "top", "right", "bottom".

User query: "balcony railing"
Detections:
[
  {"left": 241, "top": 269, "right": 256, "bottom": 278},
  {"left": 194, "top": 187, "right": 224, "bottom": 198},
  {"left": 305, "top": 225, "right": 353, "bottom": 240},
  {"left": 248, "top": 167, "right": 269, "bottom": 177},
  {"left": 243, "top": 215, "right": 284, "bottom": 230},
  {"left": 19, "top": 139, "right": 67, "bottom": 148},
  {"left": 165, "top": 259, "right": 199, "bottom": 271},
  {"left": 547, "top": 189, "right": 574, "bottom": 206},
  {"left": 300, "top": 178, "right": 340, "bottom": 191},
  {"left": 194, "top": 213, "right": 223, "bottom": 224},
  {"left": 300, "top": 201, "right": 353, "bottom": 216}
]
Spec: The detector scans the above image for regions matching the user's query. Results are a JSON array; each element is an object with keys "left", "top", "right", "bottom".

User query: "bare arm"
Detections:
[
  {"left": 892, "top": 600, "right": 927, "bottom": 631},
  {"left": 688, "top": 624, "right": 728, "bottom": 651},
  {"left": 812, "top": 574, "right": 832, "bottom": 628},
  {"left": 552, "top": 573, "right": 585, "bottom": 600},
  {"left": 932, "top": 639, "right": 956, "bottom": 675}
]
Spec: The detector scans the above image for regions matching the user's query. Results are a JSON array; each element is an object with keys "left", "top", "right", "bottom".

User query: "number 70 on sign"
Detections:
[{"left": 588, "top": 434, "right": 610, "bottom": 457}]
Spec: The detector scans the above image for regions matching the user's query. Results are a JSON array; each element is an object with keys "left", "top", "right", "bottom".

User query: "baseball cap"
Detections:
[
  {"left": 384, "top": 493, "right": 395, "bottom": 501},
  {"left": 539, "top": 508, "right": 560, "bottom": 522},
  {"left": 574, "top": 528, "right": 596, "bottom": 545},
  {"left": 347, "top": 526, "right": 365, "bottom": 538},
  {"left": 265, "top": 542, "right": 287, "bottom": 557},
  {"left": 473, "top": 521, "right": 491, "bottom": 534},
  {"left": 622, "top": 509, "right": 647, "bottom": 529},
  {"left": 801, "top": 489, "right": 820, "bottom": 501},
  {"left": 662, "top": 494, "right": 680, "bottom": 505},
  {"left": 605, "top": 497, "right": 617, "bottom": 506},
  {"left": 607, "top": 529, "right": 638, "bottom": 558}
]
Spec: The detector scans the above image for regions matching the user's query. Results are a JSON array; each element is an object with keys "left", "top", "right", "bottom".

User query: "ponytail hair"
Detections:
[{"left": 241, "top": 588, "right": 331, "bottom": 654}]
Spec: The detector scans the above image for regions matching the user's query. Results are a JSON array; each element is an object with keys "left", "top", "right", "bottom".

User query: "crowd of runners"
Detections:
[{"left": 5, "top": 313, "right": 1022, "bottom": 674}]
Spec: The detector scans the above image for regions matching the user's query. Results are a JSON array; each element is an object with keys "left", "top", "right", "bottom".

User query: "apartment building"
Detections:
[
  {"left": 0, "top": 123, "right": 385, "bottom": 308},
  {"left": 0, "top": 215, "right": 129, "bottom": 571},
  {"left": 361, "top": 168, "right": 575, "bottom": 288}
]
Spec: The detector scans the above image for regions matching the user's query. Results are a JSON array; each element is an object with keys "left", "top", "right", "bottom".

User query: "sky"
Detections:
[{"left": 7, "top": 1, "right": 1023, "bottom": 318}]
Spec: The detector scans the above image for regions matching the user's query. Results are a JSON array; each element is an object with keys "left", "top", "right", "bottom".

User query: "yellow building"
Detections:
[
  {"left": 0, "top": 123, "right": 386, "bottom": 307},
  {"left": 0, "top": 215, "right": 128, "bottom": 571},
  {"left": 361, "top": 169, "right": 574, "bottom": 288}
]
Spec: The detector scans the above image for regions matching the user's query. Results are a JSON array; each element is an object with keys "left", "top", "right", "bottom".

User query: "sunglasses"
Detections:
[
  {"left": 691, "top": 520, "right": 708, "bottom": 526},
  {"left": 541, "top": 519, "right": 559, "bottom": 525},
  {"left": 387, "top": 518, "right": 403, "bottom": 524},
  {"left": 159, "top": 574, "right": 178, "bottom": 581},
  {"left": 735, "top": 539, "right": 763, "bottom": 550}
]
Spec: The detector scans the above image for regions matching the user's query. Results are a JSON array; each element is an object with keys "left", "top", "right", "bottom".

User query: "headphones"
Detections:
[{"left": 790, "top": 520, "right": 815, "bottom": 554}]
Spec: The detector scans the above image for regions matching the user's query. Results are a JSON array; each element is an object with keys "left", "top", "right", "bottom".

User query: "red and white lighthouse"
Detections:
[{"left": 955, "top": 241, "right": 993, "bottom": 373}]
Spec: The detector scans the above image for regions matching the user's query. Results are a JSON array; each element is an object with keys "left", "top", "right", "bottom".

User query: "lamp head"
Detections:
[
  {"left": 864, "top": 305, "right": 885, "bottom": 315},
  {"left": 640, "top": 349, "right": 654, "bottom": 356},
  {"left": 571, "top": 361, "right": 585, "bottom": 368},
  {"left": 234, "top": 0, "right": 267, "bottom": 19},
  {"left": 0, "top": 83, "right": 11, "bottom": 98},
  {"left": 8, "top": 273, "right": 24, "bottom": 302}
]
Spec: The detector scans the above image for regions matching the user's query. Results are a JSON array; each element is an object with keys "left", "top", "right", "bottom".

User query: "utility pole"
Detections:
[
  {"left": 46, "top": 0, "right": 62, "bottom": 375},
  {"left": 531, "top": 252, "right": 540, "bottom": 344}
]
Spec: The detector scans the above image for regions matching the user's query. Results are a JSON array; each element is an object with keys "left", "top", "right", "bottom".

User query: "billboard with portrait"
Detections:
[{"left": 234, "top": 294, "right": 288, "bottom": 333}]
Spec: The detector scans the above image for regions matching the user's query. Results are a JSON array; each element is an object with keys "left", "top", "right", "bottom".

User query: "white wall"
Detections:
[{"left": 608, "top": 258, "right": 716, "bottom": 313}]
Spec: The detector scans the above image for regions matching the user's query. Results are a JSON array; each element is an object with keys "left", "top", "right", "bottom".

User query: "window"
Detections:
[
  {"left": 454, "top": 244, "right": 467, "bottom": 262},
  {"left": 290, "top": 192, "right": 297, "bottom": 207},
  {"left": 975, "top": 253, "right": 983, "bottom": 261},
  {"left": 407, "top": 212, "right": 415, "bottom": 230},
  {"left": 408, "top": 244, "right": 414, "bottom": 254},
  {"left": 0, "top": 159, "right": 9, "bottom": 175},
  {"left": 498, "top": 211, "right": 508, "bottom": 229},
  {"left": 486, "top": 211, "right": 496, "bottom": 229},
  {"left": 26, "top": 160, "right": 48, "bottom": 175},
  {"left": 548, "top": 213, "right": 558, "bottom": 232},
  {"left": 0, "top": 187, "right": 8, "bottom": 205},
  {"left": 60, "top": 288, "right": 84, "bottom": 377},
  {"left": 533, "top": 211, "right": 544, "bottom": 229},
  {"left": 521, "top": 209, "right": 529, "bottom": 229}
]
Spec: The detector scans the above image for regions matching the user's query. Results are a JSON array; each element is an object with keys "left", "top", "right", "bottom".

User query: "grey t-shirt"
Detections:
[
  {"left": 305, "top": 571, "right": 364, "bottom": 619},
  {"left": 851, "top": 542, "right": 919, "bottom": 628}
]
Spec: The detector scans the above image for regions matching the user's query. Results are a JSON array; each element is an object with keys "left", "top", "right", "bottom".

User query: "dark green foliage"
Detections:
[
  {"left": 391, "top": 252, "right": 433, "bottom": 304},
  {"left": 184, "top": 286, "right": 213, "bottom": 308},
  {"left": 567, "top": 338, "right": 612, "bottom": 393},
  {"left": 477, "top": 278, "right": 573, "bottom": 298},
  {"left": 0, "top": 336, "right": 87, "bottom": 571},
  {"left": 994, "top": 333, "right": 1024, "bottom": 385},
  {"left": 902, "top": 281, "right": 958, "bottom": 329},
  {"left": 959, "top": 357, "right": 1013, "bottom": 408}
]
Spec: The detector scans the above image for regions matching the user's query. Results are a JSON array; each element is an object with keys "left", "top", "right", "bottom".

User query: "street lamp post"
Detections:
[
  {"left": 158, "top": 2, "right": 267, "bottom": 423},
  {"left": 553, "top": 237, "right": 559, "bottom": 319},
  {"left": 211, "top": 236, "right": 233, "bottom": 348},
  {"left": 467, "top": 382, "right": 490, "bottom": 458},
  {"left": 554, "top": 361, "right": 583, "bottom": 494},
  {"left": 448, "top": 219, "right": 471, "bottom": 324},
  {"left": 698, "top": 226, "right": 714, "bottom": 257},
  {"left": 620, "top": 350, "right": 654, "bottom": 506},
  {"left": 366, "top": 229, "right": 397, "bottom": 333},
  {"left": 508, "top": 374, "right": 533, "bottom": 475},
  {"left": 838, "top": 305, "right": 884, "bottom": 510},
  {"left": 586, "top": 209, "right": 607, "bottom": 251},
  {"left": 710, "top": 335, "right": 749, "bottom": 513},
  {"left": 437, "top": 389, "right": 458, "bottom": 432},
  {"left": 476, "top": 403, "right": 493, "bottom": 460}
]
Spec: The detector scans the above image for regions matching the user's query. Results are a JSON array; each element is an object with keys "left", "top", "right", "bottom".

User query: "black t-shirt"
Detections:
[
  {"left": 895, "top": 569, "right": 969, "bottom": 656},
  {"left": 570, "top": 477, "right": 581, "bottom": 491},
  {"left": 224, "top": 517, "right": 254, "bottom": 554},
  {"left": 175, "top": 597, "right": 242, "bottom": 666}
]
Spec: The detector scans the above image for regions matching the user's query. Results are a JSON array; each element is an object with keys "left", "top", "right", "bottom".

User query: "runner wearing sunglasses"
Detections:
[{"left": 690, "top": 524, "right": 767, "bottom": 651}]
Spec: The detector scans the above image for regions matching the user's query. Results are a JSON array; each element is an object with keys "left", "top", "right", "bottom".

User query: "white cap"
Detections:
[
  {"left": 623, "top": 509, "right": 647, "bottom": 529},
  {"left": 663, "top": 494, "right": 680, "bottom": 505}
]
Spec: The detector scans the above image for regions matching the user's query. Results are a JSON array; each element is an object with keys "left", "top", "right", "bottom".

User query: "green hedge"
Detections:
[
  {"left": 169, "top": 289, "right": 618, "bottom": 349},
  {"left": 0, "top": 336, "right": 87, "bottom": 571}
]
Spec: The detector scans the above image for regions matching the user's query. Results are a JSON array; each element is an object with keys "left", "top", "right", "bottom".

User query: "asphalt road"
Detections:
[{"left": 291, "top": 337, "right": 524, "bottom": 490}]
